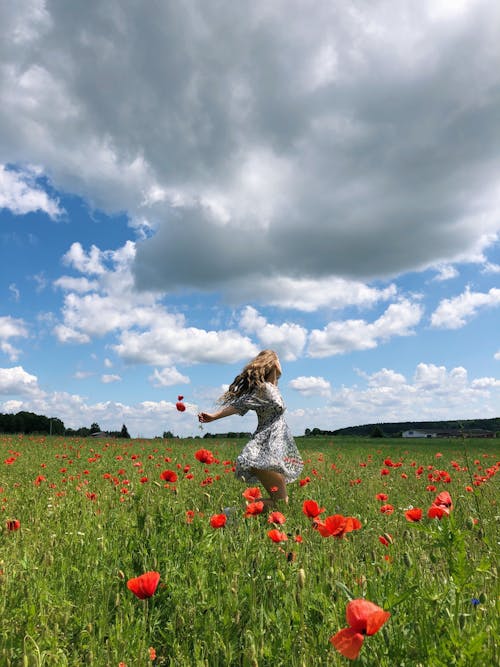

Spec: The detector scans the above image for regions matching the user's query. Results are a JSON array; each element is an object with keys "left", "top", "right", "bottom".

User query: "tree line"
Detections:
[{"left": 0, "top": 411, "right": 130, "bottom": 438}]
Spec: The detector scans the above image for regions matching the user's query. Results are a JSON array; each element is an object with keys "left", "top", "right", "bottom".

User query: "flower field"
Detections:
[{"left": 1, "top": 434, "right": 498, "bottom": 666}]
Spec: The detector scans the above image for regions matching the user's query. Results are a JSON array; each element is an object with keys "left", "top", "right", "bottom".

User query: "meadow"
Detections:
[{"left": 0, "top": 434, "right": 498, "bottom": 667}]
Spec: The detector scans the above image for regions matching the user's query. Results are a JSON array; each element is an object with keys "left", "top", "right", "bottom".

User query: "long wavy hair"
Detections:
[{"left": 220, "top": 350, "right": 281, "bottom": 404}]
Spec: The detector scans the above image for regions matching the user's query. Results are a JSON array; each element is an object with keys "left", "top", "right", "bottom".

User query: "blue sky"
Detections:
[{"left": 1, "top": 0, "right": 500, "bottom": 437}]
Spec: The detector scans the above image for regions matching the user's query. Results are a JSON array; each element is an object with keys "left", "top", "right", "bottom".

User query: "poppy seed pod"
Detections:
[{"left": 297, "top": 568, "right": 306, "bottom": 589}]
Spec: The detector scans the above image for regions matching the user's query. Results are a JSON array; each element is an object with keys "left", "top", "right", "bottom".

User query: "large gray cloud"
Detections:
[{"left": 2, "top": 1, "right": 500, "bottom": 300}]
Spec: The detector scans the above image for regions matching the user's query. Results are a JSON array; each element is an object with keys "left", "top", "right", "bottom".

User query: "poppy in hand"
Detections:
[
  {"left": 330, "top": 598, "right": 390, "bottom": 660},
  {"left": 127, "top": 571, "right": 161, "bottom": 599}
]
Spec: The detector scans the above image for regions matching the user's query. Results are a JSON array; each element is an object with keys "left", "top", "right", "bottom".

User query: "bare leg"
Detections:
[{"left": 251, "top": 468, "right": 288, "bottom": 507}]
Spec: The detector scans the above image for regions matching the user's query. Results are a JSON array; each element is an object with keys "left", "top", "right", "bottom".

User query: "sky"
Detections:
[{"left": 1, "top": 0, "right": 500, "bottom": 438}]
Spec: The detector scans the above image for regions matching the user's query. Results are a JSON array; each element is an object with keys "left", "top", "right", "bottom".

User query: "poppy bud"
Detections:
[
  {"left": 297, "top": 568, "right": 306, "bottom": 589},
  {"left": 403, "top": 552, "right": 412, "bottom": 567}
]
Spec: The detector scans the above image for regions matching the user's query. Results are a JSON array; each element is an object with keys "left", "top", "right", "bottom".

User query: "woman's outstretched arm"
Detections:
[{"left": 198, "top": 405, "right": 239, "bottom": 423}]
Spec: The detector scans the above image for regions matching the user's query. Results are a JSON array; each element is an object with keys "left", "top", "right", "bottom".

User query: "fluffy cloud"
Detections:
[
  {"left": 0, "top": 2, "right": 499, "bottom": 303},
  {"left": 0, "top": 366, "right": 40, "bottom": 395},
  {"left": 149, "top": 367, "right": 190, "bottom": 388},
  {"left": 227, "top": 276, "right": 397, "bottom": 312},
  {"left": 101, "top": 374, "right": 121, "bottom": 384},
  {"left": 289, "top": 376, "right": 331, "bottom": 397},
  {"left": 53, "top": 241, "right": 259, "bottom": 365},
  {"left": 431, "top": 287, "right": 500, "bottom": 329},
  {"left": 0, "top": 164, "right": 63, "bottom": 218},
  {"left": 239, "top": 306, "right": 306, "bottom": 361},
  {"left": 0, "top": 315, "right": 28, "bottom": 361},
  {"left": 307, "top": 299, "right": 423, "bottom": 357}
]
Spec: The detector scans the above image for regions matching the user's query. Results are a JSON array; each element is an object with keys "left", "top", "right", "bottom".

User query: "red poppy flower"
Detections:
[
  {"left": 6, "top": 519, "right": 21, "bottom": 531},
  {"left": 268, "top": 511, "right": 286, "bottom": 525},
  {"left": 302, "top": 499, "right": 326, "bottom": 519},
  {"left": 380, "top": 504, "right": 394, "bottom": 515},
  {"left": 268, "top": 529, "right": 288, "bottom": 543},
  {"left": 160, "top": 469, "right": 178, "bottom": 483},
  {"left": 244, "top": 501, "right": 264, "bottom": 516},
  {"left": 185, "top": 510, "right": 195, "bottom": 523},
  {"left": 405, "top": 508, "right": 422, "bottom": 522},
  {"left": 428, "top": 505, "right": 446, "bottom": 519},
  {"left": 314, "top": 514, "right": 362, "bottom": 538},
  {"left": 434, "top": 491, "right": 453, "bottom": 510},
  {"left": 242, "top": 487, "right": 262, "bottom": 501},
  {"left": 375, "top": 493, "right": 388, "bottom": 501},
  {"left": 127, "top": 571, "right": 161, "bottom": 599},
  {"left": 148, "top": 647, "right": 156, "bottom": 661},
  {"left": 330, "top": 599, "right": 390, "bottom": 660},
  {"left": 176, "top": 400, "right": 186, "bottom": 412},
  {"left": 195, "top": 449, "right": 215, "bottom": 464},
  {"left": 210, "top": 513, "right": 227, "bottom": 528}
]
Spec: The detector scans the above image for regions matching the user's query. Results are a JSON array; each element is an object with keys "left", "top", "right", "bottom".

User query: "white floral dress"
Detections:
[{"left": 230, "top": 382, "right": 304, "bottom": 484}]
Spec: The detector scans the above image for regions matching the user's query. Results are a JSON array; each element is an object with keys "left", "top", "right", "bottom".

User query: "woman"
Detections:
[{"left": 198, "top": 350, "right": 303, "bottom": 507}]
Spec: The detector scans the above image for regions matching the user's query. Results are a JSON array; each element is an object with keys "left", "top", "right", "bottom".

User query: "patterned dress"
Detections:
[{"left": 230, "top": 382, "right": 304, "bottom": 484}]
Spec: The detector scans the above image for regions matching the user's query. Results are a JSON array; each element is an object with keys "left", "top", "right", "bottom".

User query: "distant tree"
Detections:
[
  {"left": 90, "top": 423, "right": 101, "bottom": 434},
  {"left": 305, "top": 428, "right": 311, "bottom": 437},
  {"left": 163, "top": 430, "right": 174, "bottom": 439},
  {"left": 120, "top": 424, "right": 130, "bottom": 439},
  {"left": 370, "top": 426, "right": 384, "bottom": 438}
]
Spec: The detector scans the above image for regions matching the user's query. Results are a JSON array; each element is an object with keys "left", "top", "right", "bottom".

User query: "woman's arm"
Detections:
[{"left": 198, "top": 405, "right": 239, "bottom": 423}]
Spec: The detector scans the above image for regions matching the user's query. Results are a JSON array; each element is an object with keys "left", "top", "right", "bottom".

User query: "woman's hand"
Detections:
[
  {"left": 198, "top": 412, "right": 216, "bottom": 423},
  {"left": 198, "top": 406, "right": 239, "bottom": 423}
]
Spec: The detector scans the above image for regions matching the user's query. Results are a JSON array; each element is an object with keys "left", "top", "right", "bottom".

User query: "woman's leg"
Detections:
[{"left": 251, "top": 468, "right": 288, "bottom": 507}]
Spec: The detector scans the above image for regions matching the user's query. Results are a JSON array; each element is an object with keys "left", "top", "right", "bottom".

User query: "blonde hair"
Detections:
[{"left": 220, "top": 350, "right": 281, "bottom": 403}]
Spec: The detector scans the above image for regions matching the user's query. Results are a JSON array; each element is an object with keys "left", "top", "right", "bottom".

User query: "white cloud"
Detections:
[
  {"left": 53, "top": 324, "right": 90, "bottom": 344},
  {"left": 471, "top": 377, "right": 500, "bottom": 388},
  {"left": 433, "top": 265, "right": 459, "bottom": 281},
  {"left": 54, "top": 276, "right": 100, "bottom": 293},
  {"left": 289, "top": 376, "right": 331, "bottom": 397},
  {"left": 431, "top": 286, "right": 500, "bottom": 329},
  {"left": 62, "top": 243, "right": 108, "bottom": 276},
  {"left": 101, "top": 374, "right": 121, "bottom": 384},
  {"left": 0, "top": 315, "right": 28, "bottom": 361},
  {"left": 227, "top": 276, "right": 397, "bottom": 312},
  {"left": 0, "top": 366, "right": 40, "bottom": 396},
  {"left": 0, "top": 164, "right": 63, "bottom": 218},
  {"left": 239, "top": 306, "right": 306, "bottom": 361},
  {"left": 307, "top": 300, "right": 423, "bottom": 357},
  {"left": 149, "top": 367, "right": 190, "bottom": 388},
  {"left": 115, "top": 326, "right": 257, "bottom": 366}
]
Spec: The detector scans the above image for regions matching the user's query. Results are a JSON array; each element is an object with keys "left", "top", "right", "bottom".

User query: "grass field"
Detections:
[{"left": 1, "top": 434, "right": 498, "bottom": 666}]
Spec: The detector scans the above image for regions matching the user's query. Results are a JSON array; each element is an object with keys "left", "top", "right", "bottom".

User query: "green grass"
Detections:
[{"left": 1, "top": 434, "right": 498, "bottom": 666}]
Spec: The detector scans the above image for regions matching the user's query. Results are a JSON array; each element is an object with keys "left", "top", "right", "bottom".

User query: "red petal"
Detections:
[
  {"left": 330, "top": 628, "right": 364, "bottom": 660},
  {"left": 346, "top": 599, "right": 389, "bottom": 633},
  {"left": 365, "top": 609, "right": 391, "bottom": 635}
]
